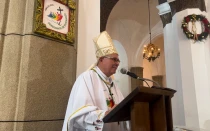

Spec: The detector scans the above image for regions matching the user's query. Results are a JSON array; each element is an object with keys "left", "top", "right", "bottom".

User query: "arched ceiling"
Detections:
[
  {"left": 100, "top": 0, "right": 208, "bottom": 67},
  {"left": 100, "top": 0, "right": 163, "bottom": 32},
  {"left": 108, "top": 0, "right": 161, "bottom": 26},
  {"left": 106, "top": 0, "right": 162, "bottom": 43},
  {"left": 100, "top": 0, "right": 119, "bottom": 32},
  {"left": 105, "top": 0, "right": 163, "bottom": 67}
]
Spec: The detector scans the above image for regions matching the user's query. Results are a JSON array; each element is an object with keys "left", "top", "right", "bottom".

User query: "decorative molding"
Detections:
[
  {"left": 156, "top": 2, "right": 171, "bottom": 15},
  {"left": 156, "top": 2, "right": 172, "bottom": 27},
  {"left": 169, "top": 1, "right": 176, "bottom": 17},
  {"left": 158, "top": 0, "right": 206, "bottom": 27},
  {"left": 158, "top": 0, "right": 167, "bottom": 5},
  {"left": 160, "top": 13, "right": 172, "bottom": 27},
  {"left": 170, "top": 0, "right": 206, "bottom": 17}
]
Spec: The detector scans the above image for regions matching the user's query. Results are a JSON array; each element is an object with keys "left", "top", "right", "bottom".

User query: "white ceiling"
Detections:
[{"left": 106, "top": 0, "right": 163, "bottom": 67}]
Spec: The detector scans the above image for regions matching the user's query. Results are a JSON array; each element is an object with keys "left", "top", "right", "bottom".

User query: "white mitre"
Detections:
[
  {"left": 87, "top": 31, "right": 118, "bottom": 71},
  {"left": 93, "top": 31, "right": 118, "bottom": 58}
]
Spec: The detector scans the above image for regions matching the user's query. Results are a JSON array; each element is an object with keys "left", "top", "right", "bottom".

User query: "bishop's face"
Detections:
[{"left": 100, "top": 53, "right": 120, "bottom": 77}]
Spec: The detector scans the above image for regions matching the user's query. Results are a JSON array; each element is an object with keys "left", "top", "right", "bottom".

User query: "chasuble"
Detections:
[{"left": 62, "top": 66, "right": 129, "bottom": 131}]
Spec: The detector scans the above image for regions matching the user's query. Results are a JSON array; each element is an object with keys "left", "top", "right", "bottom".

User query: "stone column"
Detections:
[
  {"left": 0, "top": 0, "right": 76, "bottom": 131},
  {"left": 130, "top": 67, "right": 143, "bottom": 91},
  {"left": 76, "top": 0, "right": 100, "bottom": 76},
  {"left": 0, "top": 0, "right": 9, "bottom": 68},
  {"left": 152, "top": 75, "right": 163, "bottom": 87},
  {"left": 157, "top": 2, "right": 186, "bottom": 126},
  {"left": 157, "top": 0, "right": 210, "bottom": 130}
]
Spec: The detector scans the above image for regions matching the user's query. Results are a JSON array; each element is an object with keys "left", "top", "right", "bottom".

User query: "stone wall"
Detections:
[{"left": 0, "top": 0, "right": 77, "bottom": 130}]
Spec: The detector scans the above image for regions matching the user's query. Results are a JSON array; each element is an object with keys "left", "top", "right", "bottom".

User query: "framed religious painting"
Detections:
[{"left": 33, "top": 0, "right": 76, "bottom": 45}]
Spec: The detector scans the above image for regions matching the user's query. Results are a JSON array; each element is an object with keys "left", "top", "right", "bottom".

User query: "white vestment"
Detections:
[{"left": 62, "top": 66, "right": 129, "bottom": 131}]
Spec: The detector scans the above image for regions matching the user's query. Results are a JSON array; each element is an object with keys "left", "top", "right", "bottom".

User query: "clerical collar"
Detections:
[{"left": 94, "top": 66, "right": 113, "bottom": 84}]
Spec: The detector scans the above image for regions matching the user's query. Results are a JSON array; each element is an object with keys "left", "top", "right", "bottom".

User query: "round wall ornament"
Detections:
[{"left": 181, "top": 14, "right": 210, "bottom": 42}]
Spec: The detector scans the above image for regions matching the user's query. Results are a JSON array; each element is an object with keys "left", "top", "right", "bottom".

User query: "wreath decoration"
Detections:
[{"left": 181, "top": 14, "right": 210, "bottom": 42}]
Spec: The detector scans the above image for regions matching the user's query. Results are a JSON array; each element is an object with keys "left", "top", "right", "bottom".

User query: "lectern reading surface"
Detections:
[{"left": 103, "top": 86, "right": 176, "bottom": 131}]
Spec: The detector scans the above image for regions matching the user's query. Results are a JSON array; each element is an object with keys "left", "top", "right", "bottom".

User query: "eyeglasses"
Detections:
[{"left": 104, "top": 56, "right": 120, "bottom": 63}]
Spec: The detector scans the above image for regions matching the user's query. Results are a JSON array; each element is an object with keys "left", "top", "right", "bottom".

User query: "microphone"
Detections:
[
  {"left": 120, "top": 68, "right": 138, "bottom": 79},
  {"left": 120, "top": 68, "right": 161, "bottom": 87}
]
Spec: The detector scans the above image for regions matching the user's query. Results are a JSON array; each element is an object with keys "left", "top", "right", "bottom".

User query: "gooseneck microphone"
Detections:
[
  {"left": 120, "top": 68, "right": 139, "bottom": 79},
  {"left": 120, "top": 68, "right": 161, "bottom": 87}
]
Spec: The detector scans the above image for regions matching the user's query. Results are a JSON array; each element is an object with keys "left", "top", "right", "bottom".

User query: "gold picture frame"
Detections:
[{"left": 33, "top": 0, "right": 76, "bottom": 45}]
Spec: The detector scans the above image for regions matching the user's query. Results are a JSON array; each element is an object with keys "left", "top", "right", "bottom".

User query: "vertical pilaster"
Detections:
[
  {"left": 76, "top": 0, "right": 100, "bottom": 76},
  {"left": 152, "top": 75, "right": 163, "bottom": 87},
  {"left": 130, "top": 67, "right": 143, "bottom": 90},
  {"left": 0, "top": 0, "right": 28, "bottom": 130},
  {"left": 0, "top": 0, "right": 77, "bottom": 131},
  {"left": 157, "top": 0, "right": 210, "bottom": 130}
]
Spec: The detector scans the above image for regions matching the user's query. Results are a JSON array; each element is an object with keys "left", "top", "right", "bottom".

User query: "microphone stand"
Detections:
[
  {"left": 138, "top": 78, "right": 176, "bottom": 92},
  {"left": 137, "top": 77, "right": 161, "bottom": 87},
  {"left": 121, "top": 69, "right": 161, "bottom": 87}
]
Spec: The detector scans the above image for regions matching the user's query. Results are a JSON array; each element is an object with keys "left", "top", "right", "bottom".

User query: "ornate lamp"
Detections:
[{"left": 143, "top": 0, "right": 160, "bottom": 62}]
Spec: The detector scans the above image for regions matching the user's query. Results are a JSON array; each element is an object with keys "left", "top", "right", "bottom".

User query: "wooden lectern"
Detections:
[{"left": 103, "top": 86, "right": 176, "bottom": 131}]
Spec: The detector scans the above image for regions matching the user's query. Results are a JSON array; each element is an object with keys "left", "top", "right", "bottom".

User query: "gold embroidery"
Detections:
[
  {"left": 98, "top": 111, "right": 103, "bottom": 119},
  {"left": 93, "top": 31, "right": 118, "bottom": 58},
  {"left": 67, "top": 105, "right": 91, "bottom": 131}
]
